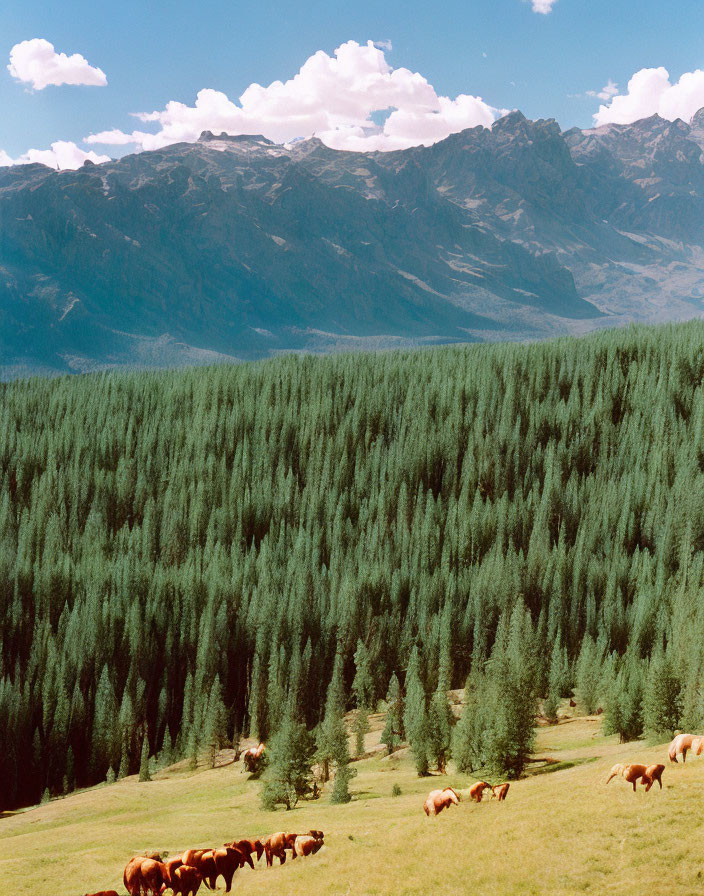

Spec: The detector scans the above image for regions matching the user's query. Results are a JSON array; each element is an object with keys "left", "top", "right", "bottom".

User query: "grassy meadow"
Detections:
[{"left": 2, "top": 703, "right": 703, "bottom": 896}]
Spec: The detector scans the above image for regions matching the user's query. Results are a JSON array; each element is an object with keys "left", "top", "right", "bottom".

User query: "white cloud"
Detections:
[
  {"left": 531, "top": 0, "right": 558, "bottom": 13},
  {"left": 85, "top": 128, "right": 151, "bottom": 146},
  {"left": 0, "top": 141, "right": 110, "bottom": 170},
  {"left": 8, "top": 38, "right": 107, "bottom": 90},
  {"left": 85, "top": 40, "right": 499, "bottom": 153},
  {"left": 593, "top": 66, "right": 704, "bottom": 126},
  {"left": 587, "top": 79, "right": 618, "bottom": 102},
  {"left": 373, "top": 40, "right": 393, "bottom": 51}
]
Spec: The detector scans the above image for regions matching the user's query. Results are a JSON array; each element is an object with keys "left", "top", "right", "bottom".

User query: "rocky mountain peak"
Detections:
[
  {"left": 198, "top": 131, "right": 273, "bottom": 145},
  {"left": 690, "top": 107, "right": 704, "bottom": 129},
  {"left": 3, "top": 110, "right": 704, "bottom": 377}
]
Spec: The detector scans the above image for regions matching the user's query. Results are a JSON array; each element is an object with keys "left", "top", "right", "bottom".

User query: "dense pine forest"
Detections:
[{"left": 3, "top": 321, "right": 704, "bottom": 809}]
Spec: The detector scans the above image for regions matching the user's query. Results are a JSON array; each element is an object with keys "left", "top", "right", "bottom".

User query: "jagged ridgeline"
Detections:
[{"left": 2, "top": 321, "right": 704, "bottom": 809}]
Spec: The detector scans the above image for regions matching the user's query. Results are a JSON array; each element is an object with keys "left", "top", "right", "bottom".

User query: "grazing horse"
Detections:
[
  {"left": 606, "top": 763, "right": 663, "bottom": 792},
  {"left": 293, "top": 831, "right": 325, "bottom": 857},
  {"left": 163, "top": 859, "right": 201, "bottom": 896},
  {"left": 668, "top": 733, "right": 704, "bottom": 763},
  {"left": 468, "top": 781, "right": 492, "bottom": 803},
  {"left": 642, "top": 764, "right": 665, "bottom": 792},
  {"left": 423, "top": 787, "right": 460, "bottom": 816},
  {"left": 168, "top": 866, "right": 202, "bottom": 896},
  {"left": 223, "top": 838, "right": 264, "bottom": 867},
  {"left": 491, "top": 783, "right": 510, "bottom": 802},
  {"left": 242, "top": 743, "right": 267, "bottom": 773},
  {"left": 123, "top": 857, "right": 169, "bottom": 896},
  {"left": 180, "top": 847, "right": 244, "bottom": 892},
  {"left": 263, "top": 832, "right": 298, "bottom": 865}
]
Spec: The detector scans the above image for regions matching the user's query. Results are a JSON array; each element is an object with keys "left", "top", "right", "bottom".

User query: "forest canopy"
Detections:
[{"left": 2, "top": 321, "right": 704, "bottom": 808}]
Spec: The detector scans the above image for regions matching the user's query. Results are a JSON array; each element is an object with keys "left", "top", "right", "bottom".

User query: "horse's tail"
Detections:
[{"left": 668, "top": 742, "right": 678, "bottom": 763}]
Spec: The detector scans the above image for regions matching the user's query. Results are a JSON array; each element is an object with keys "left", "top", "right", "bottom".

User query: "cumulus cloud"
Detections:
[
  {"left": 531, "top": 0, "right": 558, "bottom": 13},
  {"left": 8, "top": 38, "right": 107, "bottom": 90},
  {"left": 587, "top": 79, "right": 618, "bottom": 102},
  {"left": 85, "top": 40, "right": 499, "bottom": 153},
  {"left": 0, "top": 141, "right": 110, "bottom": 170},
  {"left": 373, "top": 39, "right": 393, "bottom": 51},
  {"left": 85, "top": 128, "right": 152, "bottom": 146},
  {"left": 593, "top": 66, "right": 704, "bottom": 126}
]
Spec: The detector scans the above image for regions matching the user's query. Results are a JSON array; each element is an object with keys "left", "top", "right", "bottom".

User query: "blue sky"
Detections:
[{"left": 2, "top": 0, "right": 704, "bottom": 166}]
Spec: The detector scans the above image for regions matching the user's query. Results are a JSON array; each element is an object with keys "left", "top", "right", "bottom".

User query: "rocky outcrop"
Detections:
[{"left": 3, "top": 110, "right": 704, "bottom": 375}]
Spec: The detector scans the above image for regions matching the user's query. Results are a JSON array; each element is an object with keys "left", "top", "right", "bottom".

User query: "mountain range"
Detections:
[{"left": 2, "top": 108, "right": 704, "bottom": 376}]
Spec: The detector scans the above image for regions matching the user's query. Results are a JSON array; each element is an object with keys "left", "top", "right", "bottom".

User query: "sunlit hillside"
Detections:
[{"left": 1, "top": 703, "right": 701, "bottom": 896}]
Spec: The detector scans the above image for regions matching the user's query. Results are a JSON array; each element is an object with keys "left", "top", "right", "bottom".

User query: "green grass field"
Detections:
[{"left": 2, "top": 705, "right": 703, "bottom": 896}]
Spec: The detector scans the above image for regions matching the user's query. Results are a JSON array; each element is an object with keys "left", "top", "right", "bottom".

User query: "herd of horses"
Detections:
[
  {"left": 423, "top": 781, "right": 510, "bottom": 816},
  {"left": 84, "top": 830, "right": 324, "bottom": 896},
  {"left": 78, "top": 730, "right": 704, "bottom": 894},
  {"left": 424, "top": 731, "right": 703, "bottom": 819},
  {"left": 605, "top": 732, "right": 704, "bottom": 792}
]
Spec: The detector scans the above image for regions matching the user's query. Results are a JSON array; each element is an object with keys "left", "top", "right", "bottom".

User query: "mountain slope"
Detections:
[{"left": 2, "top": 110, "right": 704, "bottom": 374}]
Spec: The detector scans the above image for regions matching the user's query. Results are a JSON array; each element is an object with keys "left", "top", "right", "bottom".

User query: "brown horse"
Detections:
[
  {"left": 123, "top": 858, "right": 170, "bottom": 896},
  {"left": 606, "top": 763, "right": 664, "bottom": 792},
  {"left": 468, "top": 781, "right": 492, "bottom": 803},
  {"left": 293, "top": 832, "right": 324, "bottom": 857},
  {"left": 223, "top": 838, "right": 264, "bottom": 868},
  {"left": 166, "top": 862, "right": 202, "bottom": 896},
  {"left": 642, "top": 764, "right": 665, "bottom": 792},
  {"left": 491, "top": 783, "right": 510, "bottom": 801},
  {"left": 180, "top": 847, "right": 244, "bottom": 892},
  {"left": 242, "top": 743, "right": 266, "bottom": 773},
  {"left": 668, "top": 734, "right": 704, "bottom": 763},
  {"left": 263, "top": 832, "right": 298, "bottom": 865},
  {"left": 423, "top": 787, "right": 460, "bottom": 816}
]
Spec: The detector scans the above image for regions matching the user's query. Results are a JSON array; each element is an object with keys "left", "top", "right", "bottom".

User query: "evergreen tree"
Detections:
[
  {"left": 139, "top": 737, "right": 151, "bottom": 782},
  {"left": 643, "top": 649, "right": 682, "bottom": 738},
  {"left": 427, "top": 688, "right": 453, "bottom": 772},
  {"left": 118, "top": 734, "right": 130, "bottom": 780},
  {"left": 159, "top": 727, "right": 173, "bottom": 768},
  {"left": 352, "top": 640, "right": 375, "bottom": 709},
  {"left": 380, "top": 672, "right": 404, "bottom": 755},
  {"left": 455, "top": 604, "right": 538, "bottom": 778},
  {"left": 576, "top": 637, "right": 604, "bottom": 715},
  {"left": 353, "top": 705, "right": 370, "bottom": 758},
  {"left": 543, "top": 687, "right": 561, "bottom": 725},
  {"left": 261, "top": 708, "right": 315, "bottom": 811},
  {"left": 603, "top": 653, "right": 645, "bottom": 743},
  {"left": 316, "top": 648, "right": 346, "bottom": 782},
  {"left": 330, "top": 759, "right": 356, "bottom": 804},
  {"left": 453, "top": 674, "right": 484, "bottom": 773},
  {"left": 403, "top": 647, "right": 430, "bottom": 776},
  {"left": 65, "top": 747, "right": 76, "bottom": 793},
  {"left": 204, "top": 676, "right": 228, "bottom": 768}
]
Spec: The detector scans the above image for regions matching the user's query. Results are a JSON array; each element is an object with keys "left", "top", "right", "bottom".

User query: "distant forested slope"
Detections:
[{"left": 2, "top": 321, "right": 704, "bottom": 808}]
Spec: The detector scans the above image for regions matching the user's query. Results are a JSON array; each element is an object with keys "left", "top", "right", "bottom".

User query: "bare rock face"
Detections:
[
  {"left": 689, "top": 107, "right": 704, "bottom": 147},
  {"left": 2, "top": 109, "right": 704, "bottom": 376}
]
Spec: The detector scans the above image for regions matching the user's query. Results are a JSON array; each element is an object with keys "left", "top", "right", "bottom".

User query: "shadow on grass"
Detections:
[{"left": 526, "top": 756, "right": 599, "bottom": 777}]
